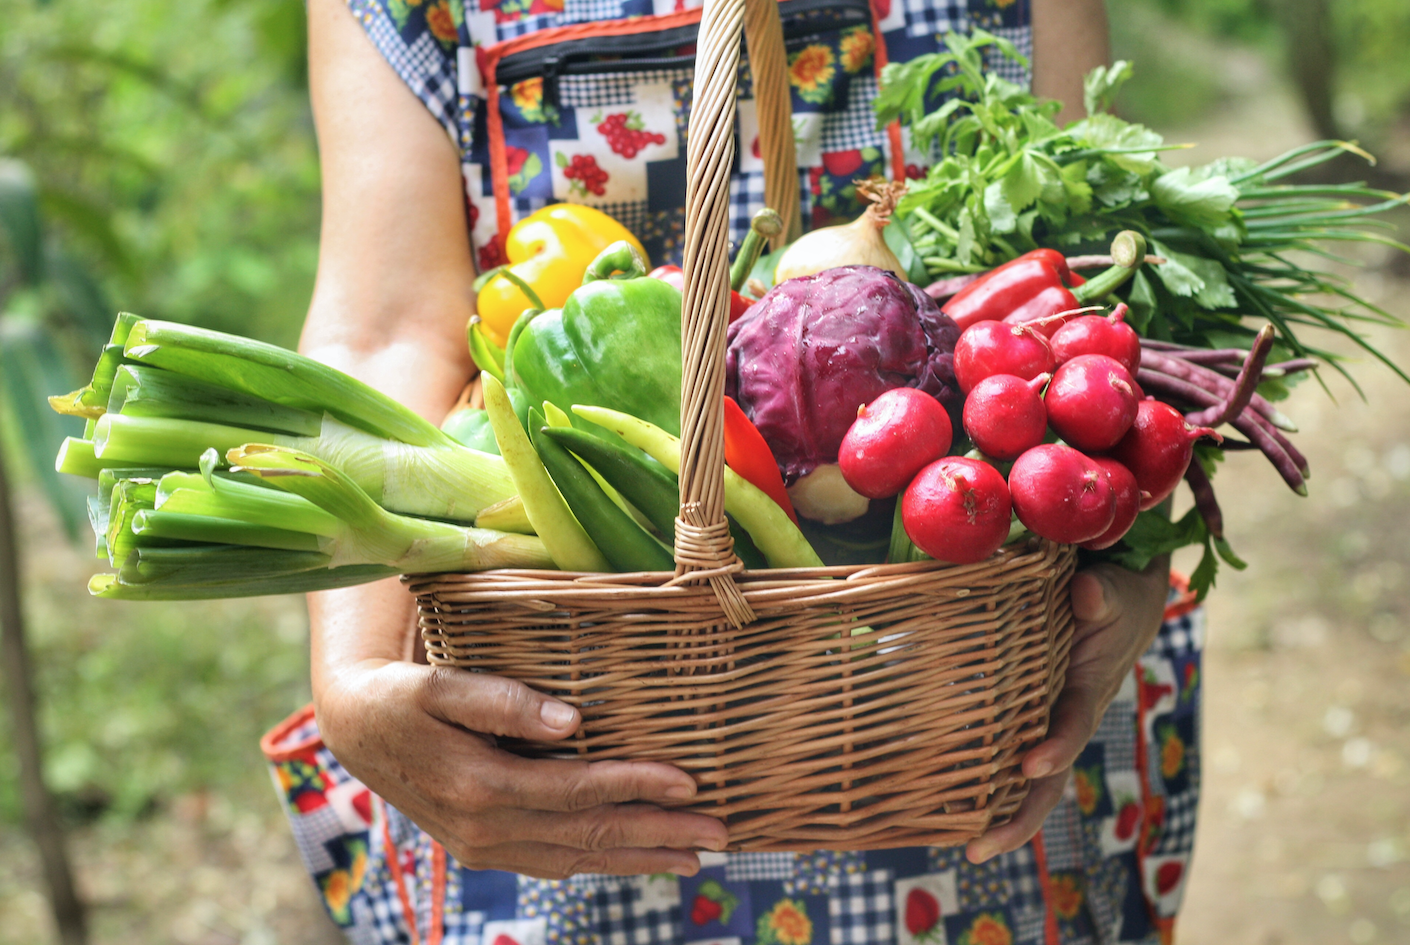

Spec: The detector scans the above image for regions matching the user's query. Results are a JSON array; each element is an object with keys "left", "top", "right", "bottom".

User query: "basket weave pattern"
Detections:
[
  {"left": 412, "top": 543, "right": 1075, "bottom": 850},
  {"left": 413, "top": 0, "right": 1078, "bottom": 851}
]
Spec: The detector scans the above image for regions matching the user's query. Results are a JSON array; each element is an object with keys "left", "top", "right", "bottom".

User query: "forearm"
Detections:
[
  {"left": 1031, "top": 0, "right": 1110, "bottom": 125},
  {"left": 302, "top": 0, "right": 479, "bottom": 700}
]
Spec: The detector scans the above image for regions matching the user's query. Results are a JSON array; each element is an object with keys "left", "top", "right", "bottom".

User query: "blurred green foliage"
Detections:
[
  {"left": 1112, "top": 0, "right": 1410, "bottom": 143},
  {"left": 0, "top": 0, "right": 318, "bottom": 826},
  {"left": 0, "top": 0, "right": 318, "bottom": 350},
  {"left": 0, "top": 590, "right": 314, "bottom": 822}
]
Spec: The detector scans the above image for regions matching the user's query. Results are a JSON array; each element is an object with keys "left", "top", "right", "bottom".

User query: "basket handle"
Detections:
[{"left": 675, "top": 0, "right": 797, "bottom": 626}]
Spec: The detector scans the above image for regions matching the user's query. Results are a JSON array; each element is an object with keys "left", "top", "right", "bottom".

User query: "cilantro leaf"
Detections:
[
  {"left": 1071, "top": 114, "right": 1164, "bottom": 174},
  {"left": 1152, "top": 165, "right": 1239, "bottom": 229},
  {"left": 1150, "top": 240, "right": 1236, "bottom": 310},
  {"left": 1083, "top": 60, "right": 1134, "bottom": 116}
]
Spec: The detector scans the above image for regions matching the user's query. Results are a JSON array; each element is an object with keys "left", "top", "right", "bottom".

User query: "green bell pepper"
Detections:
[{"left": 508, "top": 242, "right": 683, "bottom": 437}]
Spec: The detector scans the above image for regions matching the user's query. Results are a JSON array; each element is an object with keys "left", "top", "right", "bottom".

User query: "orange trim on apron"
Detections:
[
  {"left": 382, "top": 809, "right": 422, "bottom": 945},
  {"left": 429, "top": 842, "right": 448, "bottom": 945},
  {"left": 868, "top": 0, "right": 907, "bottom": 182},
  {"left": 480, "top": 9, "right": 709, "bottom": 238},
  {"left": 1030, "top": 829, "right": 1062, "bottom": 945},
  {"left": 1162, "top": 571, "right": 1198, "bottom": 622}
]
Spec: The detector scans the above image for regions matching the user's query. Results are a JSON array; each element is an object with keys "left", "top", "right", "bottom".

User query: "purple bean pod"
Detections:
[
  {"left": 1183, "top": 457, "right": 1224, "bottom": 539},
  {"left": 1136, "top": 368, "right": 1307, "bottom": 494},
  {"left": 1185, "top": 324, "right": 1275, "bottom": 428},
  {"left": 1141, "top": 350, "right": 1297, "bottom": 432}
]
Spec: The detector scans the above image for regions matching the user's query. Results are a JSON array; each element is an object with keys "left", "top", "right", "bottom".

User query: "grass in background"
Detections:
[{"left": 0, "top": 496, "right": 313, "bottom": 825}]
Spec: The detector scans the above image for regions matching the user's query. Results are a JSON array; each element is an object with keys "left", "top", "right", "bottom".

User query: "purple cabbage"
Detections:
[{"left": 725, "top": 265, "right": 962, "bottom": 482}]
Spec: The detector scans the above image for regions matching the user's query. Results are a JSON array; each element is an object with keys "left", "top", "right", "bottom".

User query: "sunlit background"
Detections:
[{"left": 2, "top": 0, "right": 1409, "bottom": 942}]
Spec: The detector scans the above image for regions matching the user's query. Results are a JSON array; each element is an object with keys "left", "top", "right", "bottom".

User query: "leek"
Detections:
[
  {"left": 109, "top": 364, "right": 322, "bottom": 436},
  {"left": 226, "top": 445, "right": 554, "bottom": 573},
  {"left": 91, "top": 412, "right": 516, "bottom": 523},
  {"left": 123, "top": 319, "right": 450, "bottom": 447}
]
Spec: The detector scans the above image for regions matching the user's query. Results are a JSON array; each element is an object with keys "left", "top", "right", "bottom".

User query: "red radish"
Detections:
[
  {"left": 1008, "top": 444, "right": 1116, "bottom": 544},
  {"left": 1080, "top": 457, "right": 1142, "bottom": 550},
  {"left": 1108, "top": 400, "right": 1221, "bottom": 510},
  {"left": 963, "top": 373, "right": 1049, "bottom": 461},
  {"left": 838, "top": 388, "right": 953, "bottom": 499},
  {"left": 901, "top": 457, "right": 1011, "bottom": 564},
  {"left": 1050, "top": 303, "right": 1142, "bottom": 373},
  {"left": 1005, "top": 304, "right": 1094, "bottom": 338},
  {"left": 954, "top": 321, "right": 1056, "bottom": 393},
  {"left": 1045, "top": 354, "right": 1140, "bottom": 452}
]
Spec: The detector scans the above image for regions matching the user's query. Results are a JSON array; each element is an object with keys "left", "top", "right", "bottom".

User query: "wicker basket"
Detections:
[{"left": 410, "top": 0, "right": 1077, "bottom": 852}]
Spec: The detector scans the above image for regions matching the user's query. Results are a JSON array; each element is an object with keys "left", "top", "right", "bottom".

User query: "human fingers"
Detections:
[
  {"left": 479, "top": 753, "right": 708, "bottom": 811},
  {"left": 1069, "top": 569, "right": 1116, "bottom": 625},
  {"left": 1021, "top": 638, "right": 1117, "bottom": 780},
  {"left": 416, "top": 664, "right": 584, "bottom": 741},
  {"left": 964, "top": 770, "right": 1069, "bottom": 864},
  {"left": 450, "top": 840, "right": 706, "bottom": 879},
  {"left": 473, "top": 803, "right": 729, "bottom": 854}
]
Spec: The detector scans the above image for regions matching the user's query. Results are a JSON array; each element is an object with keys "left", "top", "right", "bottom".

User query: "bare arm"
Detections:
[
  {"left": 1031, "top": 0, "right": 1111, "bottom": 125},
  {"left": 301, "top": 0, "right": 727, "bottom": 876}
]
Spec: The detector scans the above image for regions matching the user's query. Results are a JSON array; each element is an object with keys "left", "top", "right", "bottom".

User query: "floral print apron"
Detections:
[{"left": 274, "top": 3, "right": 1204, "bottom": 941}]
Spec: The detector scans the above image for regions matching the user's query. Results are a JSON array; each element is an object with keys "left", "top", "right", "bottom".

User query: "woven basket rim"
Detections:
[{"left": 405, "top": 537, "right": 1066, "bottom": 591}]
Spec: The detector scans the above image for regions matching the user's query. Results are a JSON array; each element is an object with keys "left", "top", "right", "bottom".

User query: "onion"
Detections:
[{"left": 774, "top": 178, "right": 907, "bottom": 283}]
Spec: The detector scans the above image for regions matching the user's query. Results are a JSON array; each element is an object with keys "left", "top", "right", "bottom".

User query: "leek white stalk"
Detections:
[{"left": 227, "top": 445, "right": 553, "bottom": 573}]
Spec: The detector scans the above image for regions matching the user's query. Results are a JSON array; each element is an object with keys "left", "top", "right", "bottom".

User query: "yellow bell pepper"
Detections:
[{"left": 475, "top": 204, "right": 648, "bottom": 346}]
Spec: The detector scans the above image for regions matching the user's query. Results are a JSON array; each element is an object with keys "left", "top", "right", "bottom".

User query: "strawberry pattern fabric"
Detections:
[
  {"left": 342, "top": 0, "right": 1032, "bottom": 266},
  {"left": 267, "top": 582, "right": 1204, "bottom": 945}
]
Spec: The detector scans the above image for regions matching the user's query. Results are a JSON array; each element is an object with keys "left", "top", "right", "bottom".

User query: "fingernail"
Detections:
[
  {"left": 540, "top": 701, "right": 576, "bottom": 729},
  {"left": 697, "top": 835, "right": 728, "bottom": 852},
  {"left": 967, "top": 843, "right": 994, "bottom": 864},
  {"left": 1029, "top": 760, "right": 1053, "bottom": 779},
  {"left": 669, "top": 863, "right": 699, "bottom": 877},
  {"left": 665, "top": 784, "right": 694, "bottom": 800}
]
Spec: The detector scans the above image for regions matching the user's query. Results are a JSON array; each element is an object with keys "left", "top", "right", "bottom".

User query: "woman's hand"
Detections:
[
  {"left": 311, "top": 582, "right": 729, "bottom": 879},
  {"left": 301, "top": 0, "right": 726, "bottom": 878},
  {"left": 965, "top": 557, "right": 1170, "bottom": 863}
]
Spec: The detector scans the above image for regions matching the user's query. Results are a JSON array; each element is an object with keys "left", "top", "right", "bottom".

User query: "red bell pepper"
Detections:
[
  {"left": 649, "top": 265, "right": 752, "bottom": 324},
  {"left": 722, "top": 396, "right": 797, "bottom": 524},
  {"left": 942, "top": 249, "right": 1082, "bottom": 331},
  {"left": 942, "top": 241, "right": 1144, "bottom": 336}
]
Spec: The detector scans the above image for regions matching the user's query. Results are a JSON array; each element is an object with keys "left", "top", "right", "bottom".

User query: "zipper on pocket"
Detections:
[{"left": 496, "top": 0, "right": 874, "bottom": 110}]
